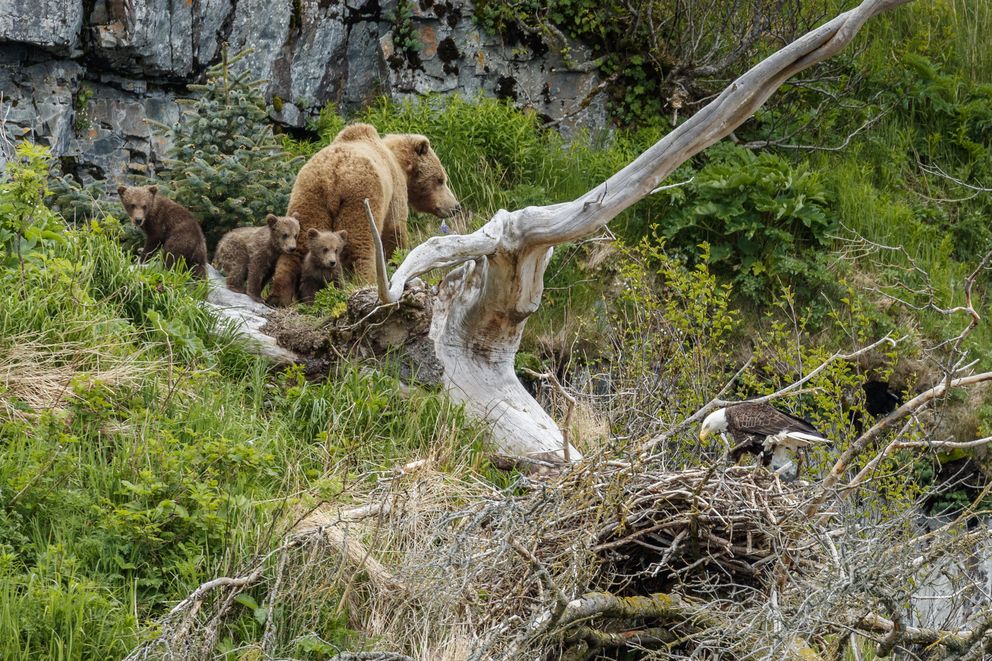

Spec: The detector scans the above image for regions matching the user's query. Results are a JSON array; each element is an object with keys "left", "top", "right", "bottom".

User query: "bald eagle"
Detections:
[{"left": 699, "top": 402, "right": 829, "bottom": 481}]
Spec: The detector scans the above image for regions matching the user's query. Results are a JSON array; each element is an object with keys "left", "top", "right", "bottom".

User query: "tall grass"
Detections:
[{"left": 0, "top": 221, "right": 490, "bottom": 660}]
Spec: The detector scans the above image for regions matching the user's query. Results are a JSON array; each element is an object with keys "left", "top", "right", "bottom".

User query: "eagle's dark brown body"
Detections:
[{"left": 725, "top": 402, "right": 823, "bottom": 464}]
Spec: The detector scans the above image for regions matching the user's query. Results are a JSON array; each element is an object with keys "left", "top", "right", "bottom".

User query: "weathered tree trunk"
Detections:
[
  {"left": 204, "top": 265, "right": 299, "bottom": 364},
  {"left": 372, "top": 0, "right": 911, "bottom": 464}
]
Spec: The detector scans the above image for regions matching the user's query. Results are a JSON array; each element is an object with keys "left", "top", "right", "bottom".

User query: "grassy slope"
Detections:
[{"left": 0, "top": 221, "right": 494, "bottom": 660}]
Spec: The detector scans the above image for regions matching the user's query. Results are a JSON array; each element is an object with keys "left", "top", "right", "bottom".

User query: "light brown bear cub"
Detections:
[
  {"left": 212, "top": 214, "right": 301, "bottom": 302},
  {"left": 296, "top": 228, "right": 348, "bottom": 304},
  {"left": 118, "top": 185, "right": 208, "bottom": 278},
  {"left": 267, "top": 123, "right": 460, "bottom": 306}
]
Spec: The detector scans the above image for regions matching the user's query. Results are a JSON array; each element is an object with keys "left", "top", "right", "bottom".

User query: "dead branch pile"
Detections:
[
  {"left": 588, "top": 466, "right": 819, "bottom": 594},
  {"left": 128, "top": 459, "right": 841, "bottom": 660}
]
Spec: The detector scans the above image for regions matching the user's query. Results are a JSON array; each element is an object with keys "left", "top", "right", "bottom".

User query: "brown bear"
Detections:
[
  {"left": 117, "top": 185, "right": 208, "bottom": 279},
  {"left": 266, "top": 123, "right": 460, "bottom": 306},
  {"left": 212, "top": 214, "right": 301, "bottom": 302},
  {"left": 297, "top": 228, "right": 348, "bottom": 304}
]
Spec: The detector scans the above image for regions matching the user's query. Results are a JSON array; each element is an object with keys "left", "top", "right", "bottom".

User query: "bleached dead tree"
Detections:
[{"left": 372, "top": 0, "right": 913, "bottom": 464}]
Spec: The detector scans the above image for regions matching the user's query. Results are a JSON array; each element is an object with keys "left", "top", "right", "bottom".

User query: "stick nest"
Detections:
[{"left": 126, "top": 461, "right": 827, "bottom": 660}]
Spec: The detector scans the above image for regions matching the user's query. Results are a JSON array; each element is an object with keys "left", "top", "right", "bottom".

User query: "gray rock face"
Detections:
[
  {"left": 0, "top": 0, "right": 83, "bottom": 54},
  {"left": 0, "top": 0, "right": 608, "bottom": 183},
  {"left": 382, "top": 0, "right": 607, "bottom": 138}
]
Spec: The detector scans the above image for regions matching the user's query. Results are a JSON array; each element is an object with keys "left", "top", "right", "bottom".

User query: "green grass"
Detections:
[{"left": 0, "top": 219, "right": 492, "bottom": 660}]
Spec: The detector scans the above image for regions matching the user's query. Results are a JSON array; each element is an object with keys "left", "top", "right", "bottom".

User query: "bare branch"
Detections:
[
  {"left": 742, "top": 106, "right": 890, "bottom": 151},
  {"left": 919, "top": 161, "right": 992, "bottom": 193},
  {"left": 807, "top": 370, "right": 992, "bottom": 516}
]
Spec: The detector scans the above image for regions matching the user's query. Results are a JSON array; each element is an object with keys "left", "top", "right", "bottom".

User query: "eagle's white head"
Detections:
[{"left": 699, "top": 408, "right": 728, "bottom": 441}]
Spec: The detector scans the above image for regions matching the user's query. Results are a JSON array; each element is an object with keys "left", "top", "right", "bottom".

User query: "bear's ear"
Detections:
[
  {"left": 337, "top": 230, "right": 348, "bottom": 243},
  {"left": 414, "top": 136, "right": 430, "bottom": 156},
  {"left": 266, "top": 214, "right": 278, "bottom": 228},
  {"left": 307, "top": 228, "right": 320, "bottom": 240},
  {"left": 117, "top": 185, "right": 127, "bottom": 197},
  {"left": 148, "top": 185, "right": 158, "bottom": 196}
]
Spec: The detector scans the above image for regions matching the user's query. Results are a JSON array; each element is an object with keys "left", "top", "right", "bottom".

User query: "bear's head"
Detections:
[
  {"left": 306, "top": 228, "right": 348, "bottom": 270},
  {"left": 117, "top": 184, "right": 158, "bottom": 228},
  {"left": 266, "top": 214, "right": 300, "bottom": 253},
  {"left": 385, "top": 134, "right": 461, "bottom": 219}
]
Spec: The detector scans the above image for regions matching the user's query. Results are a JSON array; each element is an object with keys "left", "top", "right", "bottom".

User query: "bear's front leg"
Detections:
[
  {"left": 244, "top": 261, "right": 267, "bottom": 303},
  {"left": 267, "top": 252, "right": 302, "bottom": 307},
  {"left": 297, "top": 278, "right": 318, "bottom": 305},
  {"left": 139, "top": 236, "right": 162, "bottom": 263}
]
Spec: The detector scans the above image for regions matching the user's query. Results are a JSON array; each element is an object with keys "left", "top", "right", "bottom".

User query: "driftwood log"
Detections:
[
  {"left": 364, "top": 0, "right": 913, "bottom": 464},
  {"left": 204, "top": 265, "right": 299, "bottom": 364}
]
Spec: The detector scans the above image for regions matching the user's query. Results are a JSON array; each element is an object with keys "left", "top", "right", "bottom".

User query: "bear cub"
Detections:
[
  {"left": 297, "top": 228, "right": 348, "bottom": 304},
  {"left": 118, "top": 185, "right": 208, "bottom": 278},
  {"left": 213, "top": 214, "right": 301, "bottom": 302}
]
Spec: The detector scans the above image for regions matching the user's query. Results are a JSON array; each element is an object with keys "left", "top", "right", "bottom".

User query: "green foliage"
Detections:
[
  {"left": 298, "top": 281, "right": 349, "bottom": 320},
  {"left": 72, "top": 84, "right": 94, "bottom": 131},
  {"left": 0, "top": 142, "right": 65, "bottom": 271},
  {"left": 4, "top": 6, "right": 992, "bottom": 655},
  {"left": 155, "top": 48, "right": 304, "bottom": 248},
  {"left": 608, "top": 237, "right": 738, "bottom": 439},
  {"left": 0, "top": 156, "right": 493, "bottom": 660},
  {"left": 659, "top": 144, "right": 836, "bottom": 302},
  {"left": 387, "top": 0, "right": 422, "bottom": 67}
]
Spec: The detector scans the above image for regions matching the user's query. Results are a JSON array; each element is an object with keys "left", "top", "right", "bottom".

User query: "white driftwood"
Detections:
[
  {"left": 204, "top": 265, "right": 299, "bottom": 364},
  {"left": 374, "top": 0, "right": 911, "bottom": 463}
]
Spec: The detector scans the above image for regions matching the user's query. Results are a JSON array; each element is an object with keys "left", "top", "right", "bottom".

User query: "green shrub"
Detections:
[
  {"left": 657, "top": 144, "right": 836, "bottom": 302},
  {"left": 154, "top": 49, "right": 304, "bottom": 248},
  {"left": 0, "top": 142, "right": 65, "bottom": 270}
]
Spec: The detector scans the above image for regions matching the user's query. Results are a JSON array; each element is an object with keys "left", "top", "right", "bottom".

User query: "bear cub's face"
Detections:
[
  {"left": 306, "top": 228, "right": 348, "bottom": 270},
  {"left": 118, "top": 185, "right": 158, "bottom": 227},
  {"left": 266, "top": 214, "right": 300, "bottom": 253},
  {"left": 404, "top": 137, "right": 461, "bottom": 219}
]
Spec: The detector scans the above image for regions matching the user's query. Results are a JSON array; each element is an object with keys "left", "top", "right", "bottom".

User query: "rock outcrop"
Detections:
[{"left": 0, "top": 0, "right": 607, "bottom": 184}]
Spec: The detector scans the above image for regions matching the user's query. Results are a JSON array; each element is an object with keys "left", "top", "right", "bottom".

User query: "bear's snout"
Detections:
[
  {"left": 132, "top": 215, "right": 145, "bottom": 227},
  {"left": 436, "top": 201, "right": 461, "bottom": 218}
]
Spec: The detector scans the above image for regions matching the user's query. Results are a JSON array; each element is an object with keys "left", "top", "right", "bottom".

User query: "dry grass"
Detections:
[{"left": 0, "top": 330, "right": 164, "bottom": 421}]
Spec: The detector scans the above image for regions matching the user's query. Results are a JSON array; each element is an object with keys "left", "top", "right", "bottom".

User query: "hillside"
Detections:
[{"left": 2, "top": 1, "right": 992, "bottom": 660}]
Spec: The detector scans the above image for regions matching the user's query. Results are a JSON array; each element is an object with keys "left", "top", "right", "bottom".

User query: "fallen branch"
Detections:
[{"left": 204, "top": 265, "right": 299, "bottom": 364}]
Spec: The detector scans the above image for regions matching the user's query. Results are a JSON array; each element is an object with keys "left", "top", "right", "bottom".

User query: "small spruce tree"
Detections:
[{"left": 153, "top": 48, "right": 304, "bottom": 248}]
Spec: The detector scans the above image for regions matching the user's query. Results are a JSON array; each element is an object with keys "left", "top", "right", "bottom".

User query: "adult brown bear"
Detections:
[{"left": 267, "top": 123, "right": 460, "bottom": 306}]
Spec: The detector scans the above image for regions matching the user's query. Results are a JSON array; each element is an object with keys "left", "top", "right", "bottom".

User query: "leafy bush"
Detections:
[
  {"left": 656, "top": 144, "right": 836, "bottom": 301},
  {"left": 154, "top": 49, "right": 304, "bottom": 248},
  {"left": 0, "top": 142, "right": 65, "bottom": 270}
]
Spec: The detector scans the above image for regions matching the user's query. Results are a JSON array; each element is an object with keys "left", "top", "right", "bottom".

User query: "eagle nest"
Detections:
[
  {"left": 583, "top": 464, "right": 820, "bottom": 592},
  {"left": 127, "top": 461, "right": 832, "bottom": 661},
  {"left": 374, "top": 460, "right": 828, "bottom": 658}
]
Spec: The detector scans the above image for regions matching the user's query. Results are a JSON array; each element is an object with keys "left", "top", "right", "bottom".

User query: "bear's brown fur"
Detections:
[
  {"left": 297, "top": 228, "right": 348, "bottom": 304},
  {"left": 118, "top": 185, "right": 208, "bottom": 279},
  {"left": 212, "top": 214, "right": 300, "bottom": 302},
  {"left": 267, "top": 123, "right": 460, "bottom": 306}
]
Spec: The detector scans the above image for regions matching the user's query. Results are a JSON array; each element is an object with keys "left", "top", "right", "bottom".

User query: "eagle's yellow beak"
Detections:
[{"left": 699, "top": 427, "right": 709, "bottom": 441}]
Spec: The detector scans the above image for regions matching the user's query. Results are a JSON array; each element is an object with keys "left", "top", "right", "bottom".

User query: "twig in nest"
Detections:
[{"left": 521, "top": 367, "right": 576, "bottom": 463}]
